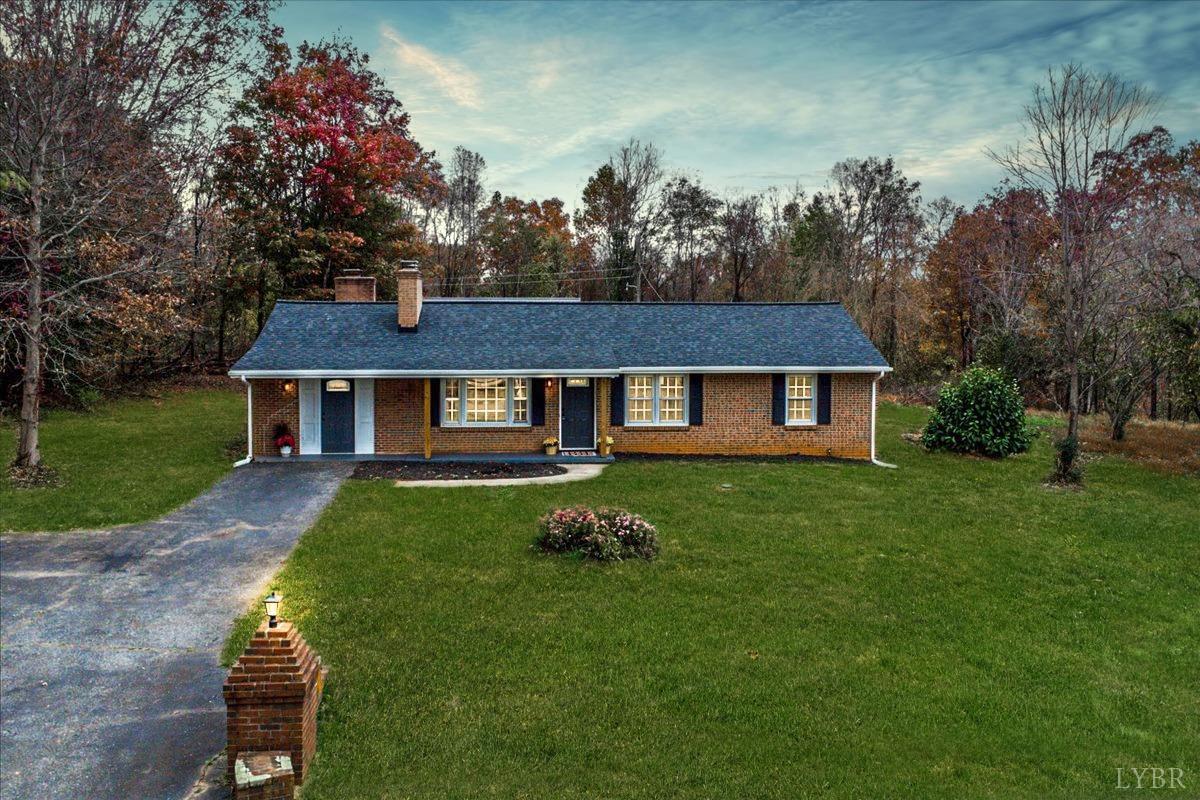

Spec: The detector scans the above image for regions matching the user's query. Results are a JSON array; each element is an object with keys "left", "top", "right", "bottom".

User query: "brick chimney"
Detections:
[
  {"left": 396, "top": 260, "right": 422, "bottom": 330},
  {"left": 333, "top": 269, "right": 376, "bottom": 302}
]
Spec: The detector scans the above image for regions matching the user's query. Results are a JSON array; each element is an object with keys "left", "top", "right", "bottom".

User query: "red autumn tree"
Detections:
[{"left": 215, "top": 38, "right": 442, "bottom": 322}]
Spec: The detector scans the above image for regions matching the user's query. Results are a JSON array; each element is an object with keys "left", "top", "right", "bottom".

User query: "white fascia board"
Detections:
[
  {"left": 615, "top": 365, "right": 894, "bottom": 374},
  {"left": 229, "top": 365, "right": 892, "bottom": 379},
  {"left": 229, "top": 368, "right": 620, "bottom": 379}
]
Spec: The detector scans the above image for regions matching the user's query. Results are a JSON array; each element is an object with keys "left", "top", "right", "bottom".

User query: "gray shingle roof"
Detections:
[{"left": 229, "top": 300, "right": 890, "bottom": 374}]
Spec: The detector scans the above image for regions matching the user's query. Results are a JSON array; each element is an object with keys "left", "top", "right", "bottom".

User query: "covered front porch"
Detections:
[{"left": 245, "top": 374, "right": 612, "bottom": 461}]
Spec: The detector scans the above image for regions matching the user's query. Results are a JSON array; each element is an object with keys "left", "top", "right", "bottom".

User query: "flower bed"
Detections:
[
  {"left": 353, "top": 462, "right": 566, "bottom": 481},
  {"left": 535, "top": 506, "right": 659, "bottom": 562}
]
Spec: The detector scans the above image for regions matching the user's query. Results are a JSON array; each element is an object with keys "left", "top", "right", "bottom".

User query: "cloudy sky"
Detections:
[{"left": 275, "top": 0, "right": 1200, "bottom": 209}]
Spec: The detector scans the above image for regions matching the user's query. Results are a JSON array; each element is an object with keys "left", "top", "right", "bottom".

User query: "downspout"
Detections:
[
  {"left": 234, "top": 376, "right": 253, "bottom": 467},
  {"left": 871, "top": 370, "right": 897, "bottom": 469}
]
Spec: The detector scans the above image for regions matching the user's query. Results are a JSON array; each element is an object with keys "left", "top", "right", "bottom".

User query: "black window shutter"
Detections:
[
  {"left": 531, "top": 378, "right": 546, "bottom": 426},
  {"left": 771, "top": 373, "right": 786, "bottom": 425},
  {"left": 689, "top": 374, "right": 704, "bottom": 425},
  {"left": 610, "top": 375, "right": 625, "bottom": 426},
  {"left": 817, "top": 373, "right": 832, "bottom": 425},
  {"left": 430, "top": 379, "right": 441, "bottom": 427}
]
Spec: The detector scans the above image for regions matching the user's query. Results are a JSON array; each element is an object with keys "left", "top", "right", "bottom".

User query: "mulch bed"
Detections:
[
  {"left": 352, "top": 461, "right": 567, "bottom": 481},
  {"left": 6, "top": 463, "right": 62, "bottom": 490}
]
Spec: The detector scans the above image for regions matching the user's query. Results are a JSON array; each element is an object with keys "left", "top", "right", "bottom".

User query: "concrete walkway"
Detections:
[
  {"left": 394, "top": 462, "right": 608, "bottom": 488},
  {"left": 0, "top": 462, "right": 353, "bottom": 800}
]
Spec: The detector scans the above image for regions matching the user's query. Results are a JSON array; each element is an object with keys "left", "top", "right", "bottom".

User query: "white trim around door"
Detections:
[
  {"left": 299, "top": 378, "right": 322, "bottom": 455},
  {"left": 355, "top": 378, "right": 375, "bottom": 454}
]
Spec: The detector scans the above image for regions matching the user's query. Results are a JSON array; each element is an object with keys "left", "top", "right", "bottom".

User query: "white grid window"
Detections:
[
  {"left": 787, "top": 374, "right": 814, "bottom": 424},
  {"left": 627, "top": 376, "right": 654, "bottom": 423},
  {"left": 441, "top": 378, "right": 530, "bottom": 427},
  {"left": 625, "top": 374, "right": 688, "bottom": 426},
  {"left": 659, "top": 375, "right": 685, "bottom": 422},
  {"left": 466, "top": 378, "right": 507, "bottom": 423},
  {"left": 512, "top": 379, "right": 528, "bottom": 423},
  {"left": 444, "top": 379, "right": 460, "bottom": 423}
]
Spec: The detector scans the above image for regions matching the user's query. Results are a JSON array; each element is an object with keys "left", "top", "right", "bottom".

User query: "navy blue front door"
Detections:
[
  {"left": 560, "top": 379, "right": 595, "bottom": 450},
  {"left": 321, "top": 380, "right": 355, "bottom": 453}
]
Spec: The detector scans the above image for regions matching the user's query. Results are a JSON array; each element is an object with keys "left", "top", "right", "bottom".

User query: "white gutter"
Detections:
[
  {"left": 870, "top": 370, "right": 897, "bottom": 469},
  {"left": 229, "top": 368, "right": 621, "bottom": 379},
  {"left": 233, "top": 376, "right": 253, "bottom": 467},
  {"left": 617, "top": 365, "right": 893, "bottom": 374},
  {"left": 227, "top": 365, "right": 893, "bottom": 379}
]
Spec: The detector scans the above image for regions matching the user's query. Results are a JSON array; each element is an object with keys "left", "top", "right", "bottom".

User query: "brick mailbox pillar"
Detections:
[{"left": 224, "top": 621, "right": 327, "bottom": 787}]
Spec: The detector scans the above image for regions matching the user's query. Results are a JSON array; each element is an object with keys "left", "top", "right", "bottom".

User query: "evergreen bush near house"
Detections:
[
  {"left": 921, "top": 366, "right": 1031, "bottom": 457},
  {"left": 535, "top": 506, "right": 659, "bottom": 562}
]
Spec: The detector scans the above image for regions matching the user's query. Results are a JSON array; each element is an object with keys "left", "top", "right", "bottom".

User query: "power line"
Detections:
[
  {"left": 441, "top": 266, "right": 635, "bottom": 281},
  {"left": 434, "top": 268, "right": 636, "bottom": 288}
]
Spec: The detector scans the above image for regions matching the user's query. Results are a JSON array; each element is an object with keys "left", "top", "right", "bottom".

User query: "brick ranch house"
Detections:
[{"left": 229, "top": 264, "right": 892, "bottom": 463}]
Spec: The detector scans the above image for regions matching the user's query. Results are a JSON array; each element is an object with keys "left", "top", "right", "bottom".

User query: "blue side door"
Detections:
[
  {"left": 560, "top": 379, "right": 595, "bottom": 450},
  {"left": 321, "top": 379, "right": 355, "bottom": 454}
]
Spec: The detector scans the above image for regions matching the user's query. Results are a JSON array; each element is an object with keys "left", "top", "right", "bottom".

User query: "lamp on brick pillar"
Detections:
[
  {"left": 263, "top": 590, "right": 281, "bottom": 628},
  {"left": 224, "top": 620, "right": 327, "bottom": 787}
]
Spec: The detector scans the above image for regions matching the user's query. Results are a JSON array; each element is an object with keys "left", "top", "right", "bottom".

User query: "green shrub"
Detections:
[
  {"left": 67, "top": 385, "right": 103, "bottom": 411},
  {"left": 921, "top": 366, "right": 1031, "bottom": 457},
  {"left": 535, "top": 506, "right": 659, "bottom": 562},
  {"left": 1050, "top": 434, "right": 1083, "bottom": 485}
]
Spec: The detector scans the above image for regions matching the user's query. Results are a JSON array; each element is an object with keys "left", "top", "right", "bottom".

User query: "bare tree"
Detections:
[
  {"left": 817, "top": 157, "right": 922, "bottom": 364},
  {"left": 427, "top": 146, "right": 487, "bottom": 296},
  {"left": 990, "top": 64, "right": 1158, "bottom": 439},
  {"left": 661, "top": 175, "right": 719, "bottom": 301},
  {"left": 576, "top": 138, "right": 665, "bottom": 299},
  {"left": 754, "top": 184, "right": 805, "bottom": 301},
  {"left": 2, "top": 0, "right": 272, "bottom": 469},
  {"left": 717, "top": 194, "right": 763, "bottom": 302}
]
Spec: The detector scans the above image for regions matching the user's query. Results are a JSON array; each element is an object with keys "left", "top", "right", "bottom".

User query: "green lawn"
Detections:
[
  {"left": 229, "top": 403, "right": 1197, "bottom": 798},
  {"left": 1, "top": 389, "right": 244, "bottom": 532}
]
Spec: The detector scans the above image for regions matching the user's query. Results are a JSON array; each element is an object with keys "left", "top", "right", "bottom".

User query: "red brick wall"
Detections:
[
  {"left": 374, "top": 378, "right": 424, "bottom": 454},
  {"left": 373, "top": 378, "right": 561, "bottom": 455},
  {"left": 250, "top": 373, "right": 875, "bottom": 459},
  {"left": 249, "top": 380, "right": 300, "bottom": 456},
  {"left": 605, "top": 373, "right": 875, "bottom": 459}
]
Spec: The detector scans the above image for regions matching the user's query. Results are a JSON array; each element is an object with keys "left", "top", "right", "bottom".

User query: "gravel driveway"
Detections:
[{"left": 0, "top": 462, "right": 353, "bottom": 800}]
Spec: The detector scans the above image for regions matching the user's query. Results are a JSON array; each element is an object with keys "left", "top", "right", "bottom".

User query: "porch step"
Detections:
[{"left": 558, "top": 450, "right": 599, "bottom": 457}]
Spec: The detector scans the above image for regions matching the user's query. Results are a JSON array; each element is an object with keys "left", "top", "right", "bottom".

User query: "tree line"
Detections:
[{"left": 3, "top": 0, "right": 1198, "bottom": 471}]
